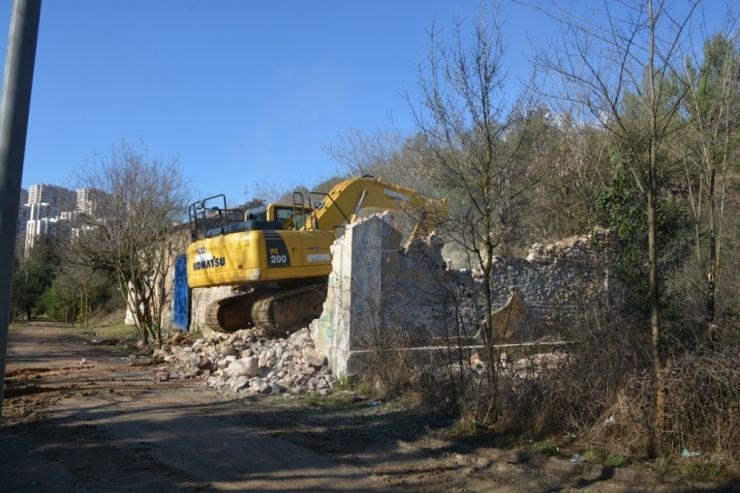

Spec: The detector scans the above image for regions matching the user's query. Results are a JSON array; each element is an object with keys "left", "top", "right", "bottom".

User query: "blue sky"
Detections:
[{"left": 0, "top": 1, "right": 730, "bottom": 204}]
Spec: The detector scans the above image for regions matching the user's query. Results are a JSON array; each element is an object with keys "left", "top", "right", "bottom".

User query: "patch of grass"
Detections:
[
  {"left": 606, "top": 453, "right": 628, "bottom": 467},
  {"left": 9, "top": 321, "right": 25, "bottom": 333},
  {"left": 60, "top": 316, "right": 145, "bottom": 357},
  {"left": 650, "top": 456, "right": 670, "bottom": 474},
  {"left": 83, "top": 320, "right": 134, "bottom": 340},
  {"left": 645, "top": 456, "right": 727, "bottom": 483},
  {"left": 300, "top": 391, "right": 358, "bottom": 408},
  {"left": 682, "top": 460, "right": 723, "bottom": 482},
  {"left": 582, "top": 448, "right": 627, "bottom": 467},
  {"left": 582, "top": 448, "right": 606, "bottom": 463},
  {"left": 532, "top": 441, "right": 560, "bottom": 456},
  {"left": 451, "top": 420, "right": 487, "bottom": 436},
  {"left": 332, "top": 375, "right": 357, "bottom": 392}
]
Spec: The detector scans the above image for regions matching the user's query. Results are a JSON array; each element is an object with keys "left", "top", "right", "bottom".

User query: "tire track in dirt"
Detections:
[
  {"left": 63, "top": 390, "right": 391, "bottom": 492},
  {"left": 4, "top": 416, "right": 214, "bottom": 493}
]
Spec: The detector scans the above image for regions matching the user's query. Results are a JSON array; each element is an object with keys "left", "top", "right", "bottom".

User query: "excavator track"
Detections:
[
  {"left": 251, "top": 283, "right": 327, "bottom": 336},
  {"left": 205, "top": 291, "right": 261, "bottom": 333},
  {"left": 205, "top": 282, "right": 327, "bottom": 336}
]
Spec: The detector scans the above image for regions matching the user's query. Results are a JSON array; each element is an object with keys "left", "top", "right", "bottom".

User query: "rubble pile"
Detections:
[
  {"left": 503, "top": 351, "right": 570, "bottom": 379},
  {"left": 526, "top": 227, "right": 615, "bottom": 262},
  {"left": 157, "top": 327, "right": 337, "bottom": 395},
  {"left": 467, "top": 351, "right": 570, "bottom": 380}
]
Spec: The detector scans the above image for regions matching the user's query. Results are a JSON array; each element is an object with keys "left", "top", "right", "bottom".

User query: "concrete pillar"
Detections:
[{"left": 314, "top": 213, "right": 401, "bottom": 376}]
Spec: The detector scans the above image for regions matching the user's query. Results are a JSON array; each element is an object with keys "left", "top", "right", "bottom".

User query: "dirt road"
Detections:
[
  {"left": 1, "top": 322, "right": 390, "bottom": 492},
  {"left": 2, "top": 322, "right": 733, "bottom": 492}
]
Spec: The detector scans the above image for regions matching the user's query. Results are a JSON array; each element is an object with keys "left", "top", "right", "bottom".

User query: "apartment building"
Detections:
[
  {"left": 76, "top": 187, "right": 107, "bottom": 216},
  {"left": 20, "top": 184, "right": 108, "bottom": 258},
  {"left": 28, "top": 183, "right": 77, "bottom": 210}
]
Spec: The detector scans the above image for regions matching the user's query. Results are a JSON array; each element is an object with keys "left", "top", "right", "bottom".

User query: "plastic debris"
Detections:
[
  {"left": 569, "top": 453, "right": 584, "bottom": 462},
  {"left": 681, "top": 449, "right": 701, "bottom": 458}
]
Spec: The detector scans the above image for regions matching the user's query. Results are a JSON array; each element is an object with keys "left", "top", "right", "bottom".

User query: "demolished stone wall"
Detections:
[
  {"left": 385, "top": 226, "right": 618, "bottom": 344},
  {"left": 482, "top": 228, "right": 618, "bottom": 342},
  {"left": 154, "top": 327, "right": 337, "bottom": 395},
  {"left": 314, "top": 214, "right": 618, "bottom": 375}
]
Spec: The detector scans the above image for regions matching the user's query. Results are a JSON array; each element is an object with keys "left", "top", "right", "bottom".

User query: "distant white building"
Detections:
[
  {"left": 28, "top": 184, "right": 76, "bottom": 209},
  {"left": 20, "top": 184, "right": 108, "bottom": 258},
  {"left": 22, "top": 185, "right": 74, "bottom": 257},
  {"left": 76, "top": 187, "right": 107, "bottom": 216},
  {"left": 16, "top": 189, "right": 30, "bottom": 234},
  {"left": 25, "top": 217, "right": 58, "bottom": 253},
  {"left": 28, "top": 202, "right": 59, "bottom": 221}
]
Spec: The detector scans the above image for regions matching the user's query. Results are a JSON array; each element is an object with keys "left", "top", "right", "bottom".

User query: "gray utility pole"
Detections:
[{"left": 0, "top": 0, "right": 42, "bottom": 419}]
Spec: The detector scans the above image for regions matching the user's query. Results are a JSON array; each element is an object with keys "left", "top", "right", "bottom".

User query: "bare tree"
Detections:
[
  {"left": 72, "top": 139, "right": 191, "bottom": 345},
  {"left": 536, "top": 0, "right": 705, "bottom": 439},
  {"left": 325, "top": 128, "right": 448, "bottom": 200},
  {"left": 323, "top": 127, "right": 406, "bottom": 177},
  {"left": 679, "top": 28, "right": 740, "bottom": 338},
  {"left": 407, "top": 2, "right": 538, "bottom": 421}
]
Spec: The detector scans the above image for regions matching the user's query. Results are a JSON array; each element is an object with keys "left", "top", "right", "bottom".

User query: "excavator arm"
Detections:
[{"left": 297, "top": 175, "right": 447, "bottom": 234}]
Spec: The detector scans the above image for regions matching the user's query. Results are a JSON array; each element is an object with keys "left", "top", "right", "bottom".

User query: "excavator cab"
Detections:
[
  {"left": 189, "top": 196, "right": 314, "bottom": 242},
  {"left": 241, "top": 204, "right": 309, "bottom": 232}
]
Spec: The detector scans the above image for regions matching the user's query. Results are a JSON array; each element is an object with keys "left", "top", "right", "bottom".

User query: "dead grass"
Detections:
[{"left": 8, "top": 321, "right": 27, "bottom": 333}]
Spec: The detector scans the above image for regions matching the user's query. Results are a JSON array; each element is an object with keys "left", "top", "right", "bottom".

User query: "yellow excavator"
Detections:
[{"left": 187, "top": 175, "right": 447, "bottom": 334}]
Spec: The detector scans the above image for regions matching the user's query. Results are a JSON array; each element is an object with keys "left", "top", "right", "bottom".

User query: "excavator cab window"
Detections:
[
  {"left": 273, "top": 206, "right": 296, "bottom": 224},
  {"left": 245, "top": 205, "right": 267, "bottom": 222}
]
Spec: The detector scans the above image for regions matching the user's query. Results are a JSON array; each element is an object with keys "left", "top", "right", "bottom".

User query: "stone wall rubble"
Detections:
[
  {"left": 384, "top": 225, "right": 618, "bottom": 344},
  {"left": 314, "top": 214, "right": 618, "bottom": 374},
  {"left": 156, "top": 327, "right": 337, "bottom": 395}
]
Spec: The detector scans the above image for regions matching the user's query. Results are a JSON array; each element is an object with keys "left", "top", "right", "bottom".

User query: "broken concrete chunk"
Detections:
[
  {"left": 289, "top": 328, "right": 312, "bottom": 348},
  {"left": 219, "top": 344, "right": 237, "bottom": 358},
  {"left": 152, "top": 348, "right": 166, "bottom": 362},
  {"left": 489, "top": 292, "right": 529, "bottom": 343},
  {"left": 229, "top": 376, "right": 250, "bottom": 392},
  {"left": 302, "top": 348, "right": 327, "bottom": 368},
  {"left": 258, "top": 351, "right": 270, "bottom": 368},
  {"left": 223, "top": 356, "right": 259, "bottom": 377}
]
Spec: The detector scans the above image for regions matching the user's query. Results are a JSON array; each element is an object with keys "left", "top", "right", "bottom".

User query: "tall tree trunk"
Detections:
[
  {"left": 707, "top": 171, "right": 717, "bottom": 336},
  {"left": 648, "top": 183, "right": 666, "bottom": 439}
]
